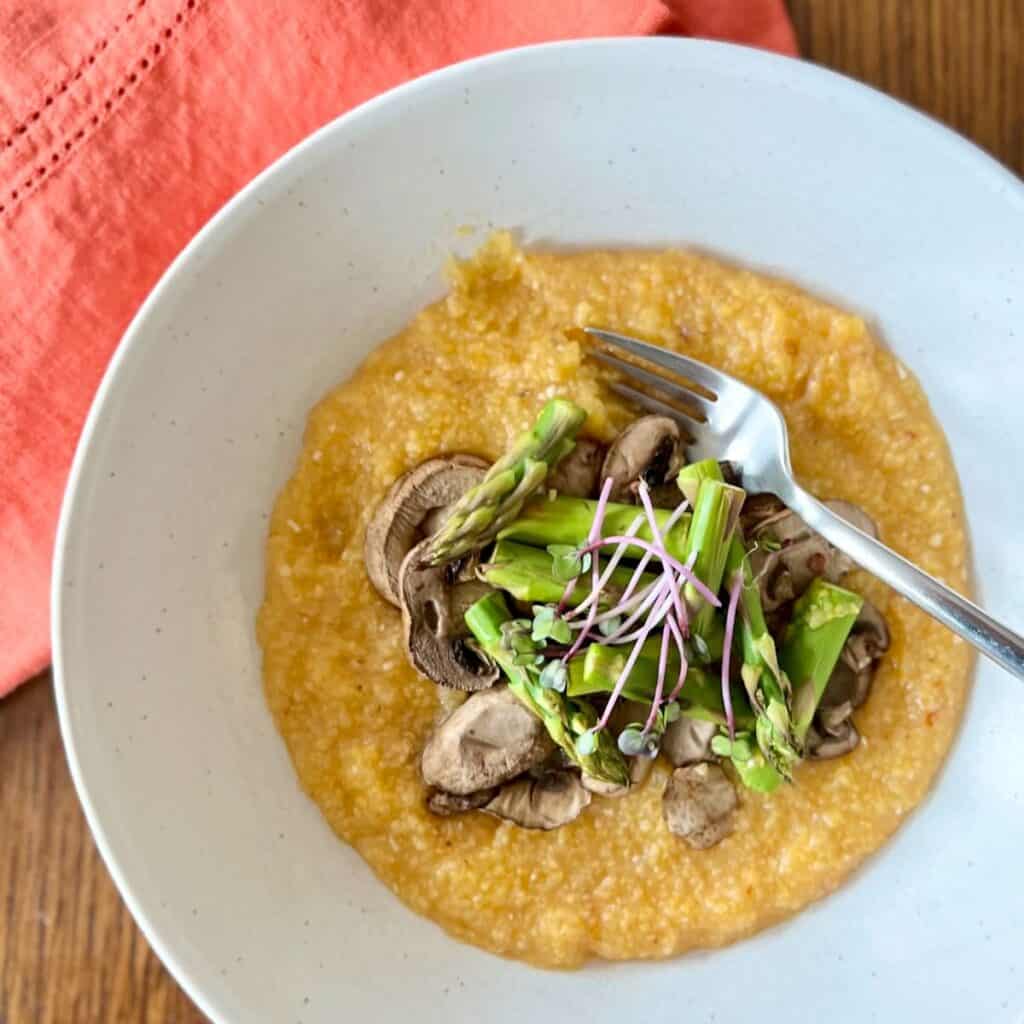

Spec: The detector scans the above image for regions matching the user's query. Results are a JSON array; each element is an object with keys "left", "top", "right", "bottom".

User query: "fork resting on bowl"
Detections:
[{"left": 585, "top": 327, "right": 1024, "bottom": 682}]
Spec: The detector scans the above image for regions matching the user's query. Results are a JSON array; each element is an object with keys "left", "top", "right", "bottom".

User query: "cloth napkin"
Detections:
[{"left": 0, "top": 0, "right": 796, "bottom": 696}]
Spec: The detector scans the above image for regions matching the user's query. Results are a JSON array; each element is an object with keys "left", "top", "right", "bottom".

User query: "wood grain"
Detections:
[
  {"left": 2, "top": 5, "right": 1021, "bottom": 1021},
  {"left": 0, "top": 677, "right": 204, "bottom": 1024},
  {"left": 789, "top": 0, "right": 1023, "bottom": 174}
]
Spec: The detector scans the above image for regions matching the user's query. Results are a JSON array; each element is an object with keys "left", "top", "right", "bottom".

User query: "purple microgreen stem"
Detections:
[
  {"left": 561, "top": 477, "right": 613, "bottom": 661},
  {"left": 564, "top": 511, "right": 646, "bottom": 619},
  {"left": 643, "top": 621, "right": 672, "bottom": 734},
  {"left": 665, "top": 614, "right": 690, "bottom": 703},
  {"left": 580, "top": 536, "right": 721, "bottom": 608},
  {"left": 721, "top": 569, "right": 743, "bottom": 740},
  {"left": 637, "top": 481, "right": 687, "bottom": 629},
  {"left": 595, "top": 605, "right": 666, "bottom": 732}
]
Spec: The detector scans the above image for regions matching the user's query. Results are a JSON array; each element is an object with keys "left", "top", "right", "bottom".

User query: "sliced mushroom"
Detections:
[
  {"left": 365, "top": 454, "right": 487, "bottom": 605},
  {"left": 420, "top": 685, "right": 554, "bottom": 795},
  {"left": 400, "top": 539, "right": 500, "bottom": 691},
  {"left": 818, "top": 701, "right": 854, "bottom": 734},
  {"left": 806, "top": 719, "right": 860, "bottom": 760},
  {"left": 662, "top": 763, "right": 738, "bottom": 849},
  {"left": 448, "top": 580, "right": 496, "bottom": 625},
  {"left": 629, "top": 753, "right": 654, "bottom": 787},
  {"left": 661, "top": 717, "right": 719, "bottom": 767},
  {"left": 546, "top": 437, "right": 606, "bottom": 498},
  {"left": 744, "top": 496, "right": 879, "bottom": 612},
  {"left": 427, "top": 788, "right": 497, "bottom": 816},
  {"left": 581, "top": 773, "right": 630, "bottom": 798},
  {"left": 483, "top": 770, "right": 591, "bottom": 829},
  {"left": 601, "top": 416, "right": 685, "bottom": 503},
  {"left": 820, "top": 600, "right": 891, "bottom": 711}
]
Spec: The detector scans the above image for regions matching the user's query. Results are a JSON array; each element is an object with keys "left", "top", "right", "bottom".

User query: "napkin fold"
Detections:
[{"left": 0, "top": 0, "right": 796, "bottom": 695}]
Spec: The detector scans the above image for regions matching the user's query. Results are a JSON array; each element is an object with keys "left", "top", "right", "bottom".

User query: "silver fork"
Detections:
[{"left": 585, "top": 327, "right": 1024, "bottom": 680}]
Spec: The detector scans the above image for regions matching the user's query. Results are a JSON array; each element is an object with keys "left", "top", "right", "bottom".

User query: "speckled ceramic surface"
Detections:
[{"left": 53, "top": 38, "right": 1024, "bottom": 1024}]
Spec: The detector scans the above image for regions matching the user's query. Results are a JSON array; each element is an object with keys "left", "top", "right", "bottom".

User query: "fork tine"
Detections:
[
  {"left": 608, "top": 383, "right": 700, "bottom": 443},
  {"left": 590, "top": 350, "right": 713, "bottom": 421},
  {"left": 584, "top": 327, "right": 722, "bottom": 397}
]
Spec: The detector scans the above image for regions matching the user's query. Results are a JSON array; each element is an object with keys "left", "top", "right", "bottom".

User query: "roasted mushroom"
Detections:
[
  {"left": 483, "top": 770, "right": 591, "bottom": 829},
  {"left": 806, "top": 600, "right": 890, "bottom": 760},
  {"left": 400, "top": 539, "right": 500, "bottom": 691},
  {"left": 819, "top": 604, "right": 889, "bottom": 712},
  {"left": 601, "top": 416, "right": 685, "bottom": 503},
  {"left": 421, "top": 685, "right": 554, "bottom": 795},
  {"left": 546, "top": 437, "right": 606, "bottom": 498},
  {"left": 581, "top": 773, "right": 630, "bottom": 798},
  {"left": 806, "top": 718, "right": 860, "bottom": 760},
  {"left": 661, "top": 717, "right": 718, "bottom": 767},
  {"left": 629, "top": 753, "right": 654, "bottom": 787},
  {"left": 426, "top": 788, "right": 497, "bottom": 816},
  {"left": 662, "top": 763, "right": 738, "bottom": 849},
  {"left": 820, "top": 599, "right": 891, "bottom": 710},
  {"left": 744, "top": 496, "right": 879, "bottom": 612},
  {"left": 365, "top": 454, "right": 487, "bottom": 605}
]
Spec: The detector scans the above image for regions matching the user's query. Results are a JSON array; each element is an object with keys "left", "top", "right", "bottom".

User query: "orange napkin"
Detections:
[{"left": 0, "top": 0, "right": 796, "bottom": 695}]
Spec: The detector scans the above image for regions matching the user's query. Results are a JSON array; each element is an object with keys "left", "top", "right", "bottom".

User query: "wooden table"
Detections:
[{"left": 2, "top": 3, "right": 1021, "bottom": 1020}]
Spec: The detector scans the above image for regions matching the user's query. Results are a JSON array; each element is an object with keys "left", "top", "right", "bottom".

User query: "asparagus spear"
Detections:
[
  {"left": 731, "top": 749, "right": 785, "bottom": 793},
  {"left": 425, "top": 398, "right": 587, "bottom": 565},
  {"left": 780, "top": 578, "right": 863, "bottom": 742},
  {"left": 479, "top": 539, "right": 659, "bottom": 608},
  {"left": 498, "top": 496, "right": 691, "bottom": 563},
  {"left": 676, "top": 458, "right": 725, "bottom": 506},
  {"left": 680, "top": 474, "right": 745, "bottom": 647},
  {"left": 464, "top": 592, "right": 629, "bottom": 786},
  {"left": 567, "top": 642, "right": 751, "bottom": 726},
  {"left": 725, "top": 534, "right": 802, "bottom": 780}
]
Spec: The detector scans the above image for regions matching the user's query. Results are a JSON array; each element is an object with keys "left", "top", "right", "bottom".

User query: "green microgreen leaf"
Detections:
[
  {"left": 614, "top": 724, "right": 655, "bottom": 757},
  {"left": 598, "top": 616, "right": 623, "bottom": 638},
  {"left": 530, "top": 604, "right": 572, "bottom": 645},
  {"left": 531, "top": 605, "right": 555, "bottom": 641},
  {"left": 547, "top": 543, "right": 591, "bottom": 583},
  {"left": 711, "top": 734, "right": 733, "bottom": 757},
  {"left": 539, "top": 660, "right": 568, "bottom": 692},
  {"left": 575, "top": 729, "right": 598, "bottom": 756},
  {"left": 731, "top": 736, "right": 754, "bottom": 761}
]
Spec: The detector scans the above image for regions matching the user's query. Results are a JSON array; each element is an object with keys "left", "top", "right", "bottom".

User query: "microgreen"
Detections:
[
  {"left": 711, "top": 731, "right": 754, "bottom": 761},
  {"left": 500, "top": 619, "right": 544, "bottom": 668},
  {"left": 547, "top": 544, "right": 591, "bottom": 583},
  {"left": 617, "top": 725, "right": 661, "bottom": 759},
  {"left": 531, "top": 604, "right": 572, "bottom": 645},
  {"left": 538, "top": 659, "right": 568, "bottom": 692},
  {"left": 575, "top": 729, "right": 598, "bottom": 756}
]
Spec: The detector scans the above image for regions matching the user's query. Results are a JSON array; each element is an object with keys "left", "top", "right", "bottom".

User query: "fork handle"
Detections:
[{"left": 781, "top": 484, "right": 1024, "bottom": 681}]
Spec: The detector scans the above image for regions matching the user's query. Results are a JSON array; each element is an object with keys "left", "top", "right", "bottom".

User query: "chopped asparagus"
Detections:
[
  {"left": 681, "top": 474, "right": 745, "bottom": 642},
  {"left": 731, "top": 748, "right": 785, "bottom": 794},
  {"left": 464, "top": 592, "right": 629, "bottom": 786},
  {"left": 676, "top": 458, "right": 726, "bottom": 506},
  {"left": 479, "top": 539, "right": 659, "bottom": 608},
  {"left": 498, "top": 496, "right": 691, "bottom": 563},
  {"left": 567, "top": 642, "right": 752, "bottom": 727},
  {"left": 780, "top": 578, "right": 863, "bottom": 742},
  {"left": 425, "top": 399, "right": 587, "bottom": 565},
  {"left": 725, "top": 535, "right": 802, "bottom": 780}
]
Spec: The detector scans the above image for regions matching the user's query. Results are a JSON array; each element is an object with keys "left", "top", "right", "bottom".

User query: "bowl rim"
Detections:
[{"left": 50, "top": 35, "right": 1023, "bottom": 1023}]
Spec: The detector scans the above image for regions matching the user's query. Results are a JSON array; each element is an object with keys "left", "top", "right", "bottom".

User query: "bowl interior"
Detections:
[{"left": 54, "top": 38, "right": 1024, "bottom": 1024}]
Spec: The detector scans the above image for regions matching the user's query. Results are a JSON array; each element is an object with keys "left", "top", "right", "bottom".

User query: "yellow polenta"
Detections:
[{"left": 257, "top": 234, "right": 971, "bottom": 967}]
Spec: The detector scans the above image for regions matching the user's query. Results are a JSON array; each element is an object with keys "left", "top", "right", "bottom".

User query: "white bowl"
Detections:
[{"left": 54, "top": 38, "right": 1024, "bottom": 1023}]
